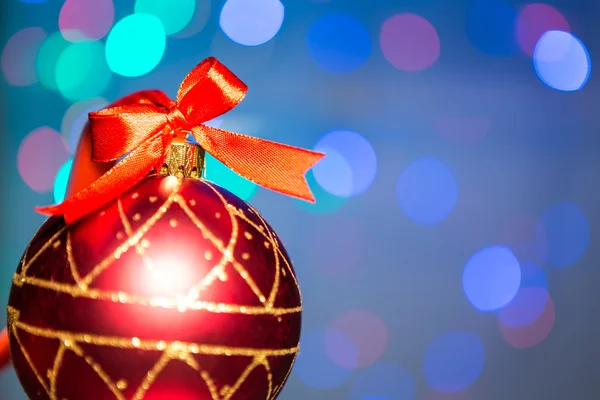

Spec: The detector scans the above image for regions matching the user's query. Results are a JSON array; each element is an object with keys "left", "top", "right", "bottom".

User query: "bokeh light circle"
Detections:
[
  {"left": 324, "top": 329, "right": 359, "bottom": 370},
  {"left": 462, "top": 245, "right": 521, "bottom": 312},
  {"left": 36, "top": 31, "right": 71, "bottom": 91},
  {"left": 380, "top": 13, "right": 440, "bottom": 72},
  {"left": 295, "top": 170, "right": 347, "bottom": 214},
  {"left": 18, "top": 127, "right": 71, "bottom": 193},
  {"left": 105, "top": 14, "right": 166, "bottom": 77},
  {"left": 55, "top": 41, "right": 111, "bottom": 101},
  {"left": 516, "top": 3, "right": 570, "bottom": 57},
  {"left": 135, "top": 0, "right": 196, "bottom": 36},
  {"left": 59, "top": 0, "right": 115, "bottom": 42},
  {"left": 307, "top": 13, "right": 372, "bottom": 74},
  {"left": 434, "top": 116, "right": 490, "bottom": 146},
  {"left": 349, "top": 363, "right": 415, "bottom": 400},
  {"left": 313, "top": 130, "right": 377, "bottom": 197},
  {"left": 173, "top": 0, "right": 211, "bottom": 38},
  {"left": 313, "top": 149, "right": 352, "bottom": 196},
  {"left": 466, "top": 0, "right": 518, "bottom": 55},
  {"left": 293, "top": 329, "right": 356, "bottom": 389},
  {"left": 533, "top": 30, "right": 591, "bottom": 92},
  {"left": 219, "top": 0, "right": 284, "bottom": 46},
  {"left": 396, "top": 157, "right": 458, "bottom": 225},
  {"left": 423, "top": 331, "right": 485, "bottom": 393},
  {"left": 205, "top": 155, "right": 257, "bottom": 201},
  {"left": 499, "top": 293, "right": 555, "bottom": 348},
  {"left": 535, "top": 201, "right": 590, "bottom": 268},
  {"left": 1, "top": 27, "right": 47, "bottom": 86},
  {"left": 326, "top": 309, "right": 387, "bottom": 368},
  {"left": 498, "top": 287, "right": 548, "bottom": 328},
  {"left": 61, "top": 97, "right": 109, "bottom": 153},
  {"left": 54, "top": 159, "right": 73, "bottom": 203},
  {"left": 519, "top": 262, "right": 547, "bottom": 289}
]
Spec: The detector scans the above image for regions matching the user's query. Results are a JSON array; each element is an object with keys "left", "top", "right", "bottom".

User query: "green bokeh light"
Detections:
[
  {"left": 205, "top": 154, "right": 257, "bottom": 202},
  {"left": 55, "top": 41, "right": 111, "bottom": 101},
  {"left": 53, "top": 159, "right": 73, "bottom": 203},
  {"left": 135, "top": 0, "right": 196, "bottom": 35},
  {"left": 105, "top": 14, "right": 166, "bottom": 77},
  {"left": 36, "top": 31, "right": 70, "bottom": 91},
  {"left": 294, "top": 170, "right": 346, "bottom": 214}
]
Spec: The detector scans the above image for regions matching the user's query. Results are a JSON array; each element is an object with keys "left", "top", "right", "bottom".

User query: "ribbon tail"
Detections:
[
  {"left": 191, "top": 126, "right": 324, "bottom": 202},
  {"left": 36, "top": 134, "right": 166, "bottom": 224}
]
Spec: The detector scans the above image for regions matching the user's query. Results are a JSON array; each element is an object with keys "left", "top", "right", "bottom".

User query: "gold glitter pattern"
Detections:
[{"left": 10, "top": 176, "right": 301, "bottom": 400}]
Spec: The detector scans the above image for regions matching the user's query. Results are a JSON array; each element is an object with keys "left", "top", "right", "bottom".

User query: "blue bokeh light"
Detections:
[
  {"left": 463, "top": 245, "right": 521, "bottom": 312},
  {"left": 105, "top": 14, "right": 166, "bottom": 77},
  {"left": 313, "top": 147, "right": 353, "bottom": 196},
  {"left": 536, "top": 202, "right": 590, "bottom": 269},
  {"left": 53, "top": 159, "right": 73, "bottom": 203},
  {"left": 349, "top": 363, "right": 415, "bottom": 400},
  {"left": 307, "top": 13, "right": 372, "bottom": 74},
  {"left": 423, "top": 331, "right": 485, "bottom": 393},
  {"left": 313, "top": 130, "right": 377, "bottom": 198},
  {"left": 396, "top": 157, "right": 458, "bottom": 225},
  {"left": 293, "top": 329, "right": 355, "bottom": 389},
  {"left": 135, "top": 0, "right": 196, "bottom": 36},
  {"left": 519, "top": 262, "right": 548, "bottom": 289},
  {"left": 534, "top": 30, "right": 591, "bottom": 92},
  {"left": 295, "top": 170, "right": 347, "bottom": 214},
  {"left": 219, "top": 0, "right": 284, "bottom": 46},
  {"left": 205, "top": 154, "right": 258, "bottom": 202},
  {"left": 466, "top": 0, "right": 518, "bottom": 55}
]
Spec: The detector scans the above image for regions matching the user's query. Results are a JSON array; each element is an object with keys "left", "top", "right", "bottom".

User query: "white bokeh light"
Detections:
[
  {"left": 219, "top": 0, "right": 284, "bottom": 46},
  {"left": 534, "top": 30, "right": 591, "bottom": 92}
]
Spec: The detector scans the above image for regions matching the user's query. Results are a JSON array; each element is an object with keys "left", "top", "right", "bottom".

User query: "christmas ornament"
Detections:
[{"left": 6, "top": 57, "right": 324, "bottom": 400}]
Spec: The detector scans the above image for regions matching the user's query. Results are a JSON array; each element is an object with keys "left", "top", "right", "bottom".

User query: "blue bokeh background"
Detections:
[{"left": 1, "top": 0, "right": 599, "bottom": 399}]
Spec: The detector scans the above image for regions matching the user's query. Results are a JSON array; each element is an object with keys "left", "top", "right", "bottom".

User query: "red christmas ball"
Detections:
[{"left": 8, "top": 174, "right": 302, "bottom": 400}]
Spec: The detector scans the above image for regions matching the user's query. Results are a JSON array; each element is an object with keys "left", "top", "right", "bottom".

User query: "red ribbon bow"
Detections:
[{"left": 37, "top": 57, "right": 324, "bottom": 224}]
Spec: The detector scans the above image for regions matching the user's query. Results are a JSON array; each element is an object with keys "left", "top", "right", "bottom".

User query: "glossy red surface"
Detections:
[{"left": 8, "top": 175, "right": 301, "bottom": 400}]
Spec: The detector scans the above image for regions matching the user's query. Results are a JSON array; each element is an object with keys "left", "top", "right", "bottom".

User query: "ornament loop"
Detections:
[
  {"left": 161, "top": 139, "right": 205, "bottom": 179},
  {"left": 166, "top": 105, "right": 187, "bottom": 134}
]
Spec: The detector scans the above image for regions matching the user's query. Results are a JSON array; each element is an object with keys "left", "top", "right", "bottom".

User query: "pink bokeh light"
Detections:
[
  {"left": 17, "top": 127, "right": 71, "bottom": 192},
  {"left": 380, "top": 13, "right": 440, "bottom": 72},
  {"left": 59, "top": 0, "right": 115, "bottom": 42},
  {"left": 498, "top": 287, "right": 548, "bottom": 328},
  {"left": 499, "top": 292, "right": 555, "bottom": 348},
  {"left": 516, "top": 3, "right": 570, "bottom": 57},
  {"left": 1, "top": 27, "right": 47, "bottom": 86},
  {"left": 324, "top": 329, "right": 359, "bottom": 370},
  {"left": 326, "top": 309, "right": 387, "bottom": 368}
]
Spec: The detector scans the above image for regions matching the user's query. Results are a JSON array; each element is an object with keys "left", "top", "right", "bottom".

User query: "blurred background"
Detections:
[{"left": 0, "top": 0, "right": 598, "bottom": 399}]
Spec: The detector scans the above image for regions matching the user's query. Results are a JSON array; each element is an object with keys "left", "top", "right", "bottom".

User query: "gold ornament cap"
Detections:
[{"left": 160, "top": 137, "right": 206, "bottom": 179}]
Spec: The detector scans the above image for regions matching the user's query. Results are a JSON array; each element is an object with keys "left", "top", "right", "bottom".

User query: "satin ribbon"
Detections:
[{"left": 37, "top": 57, "right": 324, "bottom": 224}]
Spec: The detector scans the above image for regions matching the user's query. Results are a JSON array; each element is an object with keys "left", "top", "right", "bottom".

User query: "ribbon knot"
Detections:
[
  {"left": 166, "top": 103, "right": 187, "bottom": 134},
  {"left": 36, "top": 57, "right": 325, "bottom": 224}
]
